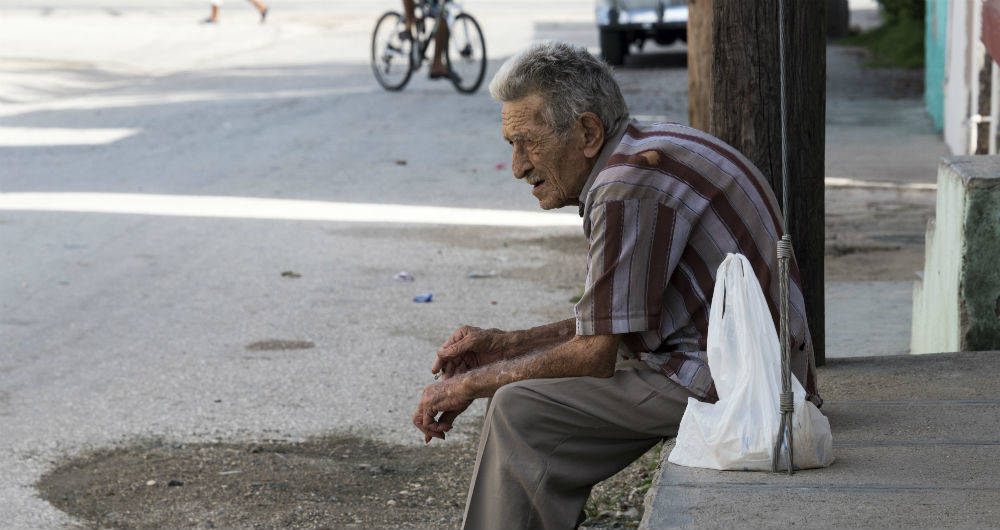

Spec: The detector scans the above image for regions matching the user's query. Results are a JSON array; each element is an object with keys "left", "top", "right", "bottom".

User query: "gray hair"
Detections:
[{"left": 489, "top": 41, "right": 629, "bottom": 140}]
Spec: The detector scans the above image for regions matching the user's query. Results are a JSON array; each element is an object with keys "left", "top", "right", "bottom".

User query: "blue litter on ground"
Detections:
[{"left": 413, "top": 293, "right": 433, "bottom": 303}]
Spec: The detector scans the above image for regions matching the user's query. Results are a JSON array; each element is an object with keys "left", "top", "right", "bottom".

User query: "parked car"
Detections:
[{"left": 595, "top": 0, "right": 688, "bottom": 65}]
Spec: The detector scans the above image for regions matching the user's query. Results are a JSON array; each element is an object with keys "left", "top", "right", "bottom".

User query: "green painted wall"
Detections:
[
  {"left": 961, "top": 172, "right": 1000, "bottom": 350},
  {"left": 925, "top": 0, "right": 947, "bottom": 131}
]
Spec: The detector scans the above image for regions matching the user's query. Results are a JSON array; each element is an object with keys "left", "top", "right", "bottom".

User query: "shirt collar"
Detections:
[{"left": 578, "top": 117, "right": 629, "bottom": 217}]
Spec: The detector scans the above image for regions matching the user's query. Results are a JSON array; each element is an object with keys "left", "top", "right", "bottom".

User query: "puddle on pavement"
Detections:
[{"left": 245, "top": 340, "right": 315, "bottom": 351}]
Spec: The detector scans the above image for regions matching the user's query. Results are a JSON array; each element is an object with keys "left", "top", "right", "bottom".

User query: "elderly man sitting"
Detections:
[{"left": 412, "top": 42, "right": 820, "bottom": 530}]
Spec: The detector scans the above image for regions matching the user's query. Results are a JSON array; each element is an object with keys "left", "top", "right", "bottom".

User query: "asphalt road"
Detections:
[{"left": 0, "top": 2, "right": 689, "bottom": 526}]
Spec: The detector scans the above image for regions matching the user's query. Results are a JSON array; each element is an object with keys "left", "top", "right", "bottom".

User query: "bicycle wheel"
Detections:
[
  {"left": 445, "top": 13, "right": 486, "bottom": 94},
  {"left": 371, "top": 11, "right": 413, "bottom": 91}
]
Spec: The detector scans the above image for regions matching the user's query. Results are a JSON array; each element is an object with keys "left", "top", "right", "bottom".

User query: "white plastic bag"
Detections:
[{"left": 667, "top": 253, "right": 834, "bottom": 471}]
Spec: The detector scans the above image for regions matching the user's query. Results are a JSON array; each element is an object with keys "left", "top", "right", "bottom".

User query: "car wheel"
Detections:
[{"left": 599, "top": 29, "right": 627, "bottom": 66}]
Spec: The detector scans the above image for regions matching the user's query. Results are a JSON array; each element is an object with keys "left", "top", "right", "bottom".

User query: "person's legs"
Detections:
[
  {"left": 204, "top": 1, "right": 220, "bottom": 23},
  {"left": 430, "top": 21, "right": 450, "bottom": 76},
  {"left": 402, "top": 0, "right": 417, "bottom": 33},
  {"left": 461, "top": 365, "right": 693, "bottom": 530},
  {"left": 246, "top": 0, "right": 267, "bottom": 21}
]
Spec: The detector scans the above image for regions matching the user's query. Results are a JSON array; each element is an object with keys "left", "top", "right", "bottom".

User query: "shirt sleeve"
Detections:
[{"left": 574, "top": 198, "right": 687, "bottom": 336}]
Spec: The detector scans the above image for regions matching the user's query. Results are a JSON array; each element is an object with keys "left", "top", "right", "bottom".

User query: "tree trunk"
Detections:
[{"left": 707, "top": 0, "right": 827, "bottom": 365}]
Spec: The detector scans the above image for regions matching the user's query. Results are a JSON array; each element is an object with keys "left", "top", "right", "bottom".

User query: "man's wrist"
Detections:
[{"left": 501, "top": 328, "right": 525, "bottom": 358}]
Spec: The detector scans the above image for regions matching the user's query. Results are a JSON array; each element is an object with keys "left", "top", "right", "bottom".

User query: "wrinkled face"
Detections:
[{"left": 501, "top": 94, "right": 591, "bottom": 210}]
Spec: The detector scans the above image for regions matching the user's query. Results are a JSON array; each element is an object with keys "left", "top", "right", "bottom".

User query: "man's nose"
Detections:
[{"left": 512, "top": 148, "right": 533, "bottom": 179}]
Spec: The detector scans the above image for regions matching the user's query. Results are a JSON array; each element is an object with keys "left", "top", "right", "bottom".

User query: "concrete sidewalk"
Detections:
[
  {"left": 641, "top": 351, "right": 1000, "bottom": 529},
  {"left": 826, "top": 281, "right": 913, "bottom": 357}
]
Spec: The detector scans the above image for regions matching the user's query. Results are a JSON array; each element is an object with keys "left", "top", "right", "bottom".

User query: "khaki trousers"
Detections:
[{"left": 461, "top": 361, "right": 695, "bottom": 530}]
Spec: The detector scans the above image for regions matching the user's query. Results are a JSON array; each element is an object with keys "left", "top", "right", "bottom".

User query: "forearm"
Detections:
[
  {"left": 501, "top": 318, "right": 576, "bottom": 360},
  {"left": 462, "top": 333, "right": 618, "bottom": 399}
]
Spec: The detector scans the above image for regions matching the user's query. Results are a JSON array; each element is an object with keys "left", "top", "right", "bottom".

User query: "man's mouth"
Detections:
[
  {"left": 525, "top": 174, "right": 545, "bottom": 189},
  {"left": 532, "top": 180, "right": 545, "bottom": 189}
]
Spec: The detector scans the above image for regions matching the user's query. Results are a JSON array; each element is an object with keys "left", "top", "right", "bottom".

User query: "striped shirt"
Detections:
[{"left": 574, "top": 120, "right": 819, "bottom": 404}]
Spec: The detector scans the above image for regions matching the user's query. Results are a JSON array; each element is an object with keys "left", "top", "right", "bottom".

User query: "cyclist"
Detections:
[
  {"left": 401, "top": 0, "right": 451, "bottom": 79},
  {"left": 202, "top": 0, "right": 268, "bottom": 23}
]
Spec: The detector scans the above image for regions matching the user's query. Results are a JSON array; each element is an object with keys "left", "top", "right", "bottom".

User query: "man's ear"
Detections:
[{"left": 579, "top": 112, "right": 605, "bottom": 158}]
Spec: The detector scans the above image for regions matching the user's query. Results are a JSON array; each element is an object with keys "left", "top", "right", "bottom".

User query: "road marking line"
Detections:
[
  {"left": 0, "top": 127, "right": 139, "bottom": 146},
  {"left": 0, "top": 192, "right": 582, "bottom": 227},
  {"left": 0, "top": 87, "right": 374, "bottom": 118}
]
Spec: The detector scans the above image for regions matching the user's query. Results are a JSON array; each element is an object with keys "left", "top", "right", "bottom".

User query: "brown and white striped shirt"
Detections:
[{"left": 574, "top": 120, "right": 819, "bottom": 404}]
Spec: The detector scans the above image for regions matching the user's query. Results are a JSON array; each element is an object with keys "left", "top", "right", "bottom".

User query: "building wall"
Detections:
[{"left": 926, "top": 0, "right": 948, "bottom": 131}]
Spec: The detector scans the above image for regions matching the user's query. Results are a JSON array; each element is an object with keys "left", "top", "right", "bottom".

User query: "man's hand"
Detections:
[
  {"left": 412, "top": 377, "right": 473, "bottom": 443},
  {"left": 433, "top": 326, "right": 506, "bottom": 379}
]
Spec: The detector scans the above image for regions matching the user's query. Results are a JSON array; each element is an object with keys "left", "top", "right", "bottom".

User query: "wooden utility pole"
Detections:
[
  {"left": 687, "top": 0, "right": 714, "bottom": 131},
  {"left": 687, "top": 0, "right": 827, "bottom": 365}
]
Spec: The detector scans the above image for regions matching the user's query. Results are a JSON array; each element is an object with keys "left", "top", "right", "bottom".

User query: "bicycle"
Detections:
[{"left": 370, "top": 0, "right": 487, "bottom": 94}]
